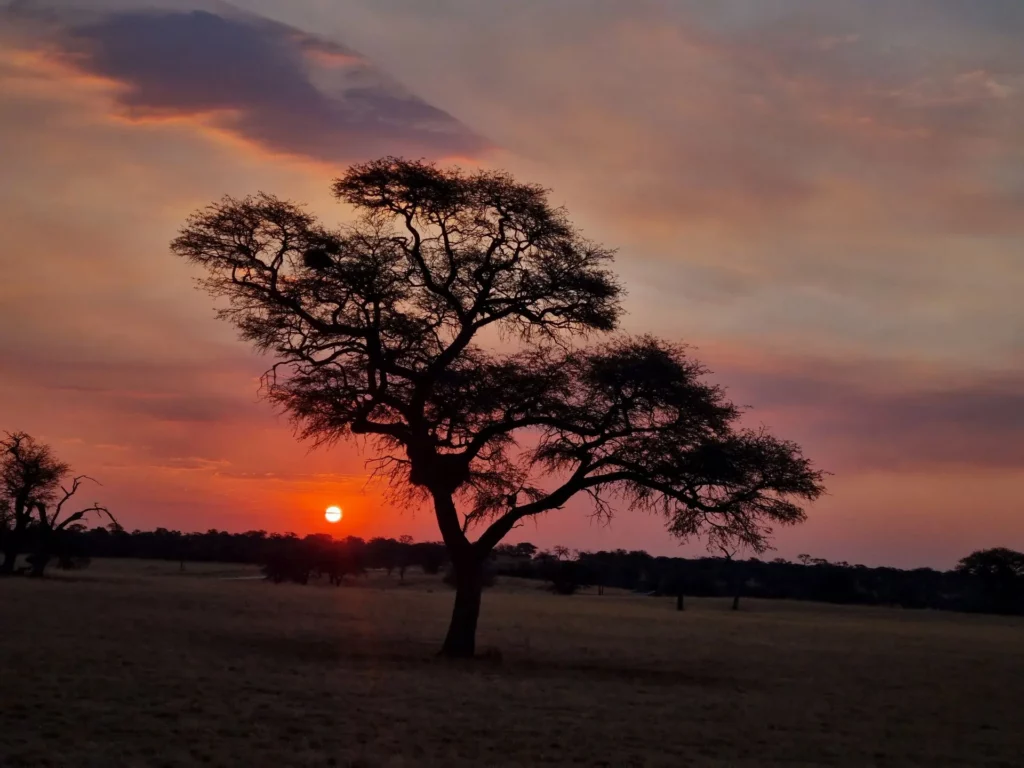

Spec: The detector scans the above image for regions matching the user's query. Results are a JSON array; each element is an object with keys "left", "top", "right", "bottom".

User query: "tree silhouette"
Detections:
[
  {"left": 956, "top": 548, "right": 1024, "bottom": 581},
  {"left": 1, "top": 432, "right": 68, "bottom": 574},
  {"left": 398, "top": 534, "right": 414, "bottom": 582},
  {"left": 956, "top": 548, "right": 1024, "bottom": 612},
  {"left": 30, "top": 474, "right": 115, "bottom": 577},
  {"left": 514, "top": 542, "right": 537, "bottom": 559},
  {"left": 412, "top": 542, "right": 447, "bottom": 575},
  {"left": 173, "top": 157, "right": 826, "bottom": 657},
  {"left": 552, "top": 545, "right": 572, "bottom": 561}
]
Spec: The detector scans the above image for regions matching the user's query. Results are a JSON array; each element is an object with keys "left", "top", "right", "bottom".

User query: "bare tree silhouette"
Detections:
[
  {"left": 172, "top": 157, "right": 826, "bottom": 657},
  {"left": 30, "top": 474, "right": 116, "bottom": 577}
]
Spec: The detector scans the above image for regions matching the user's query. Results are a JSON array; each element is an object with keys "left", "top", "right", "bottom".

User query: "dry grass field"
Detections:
[{"left": 2, "top": 560, "right": 1023, "bottom": 767}]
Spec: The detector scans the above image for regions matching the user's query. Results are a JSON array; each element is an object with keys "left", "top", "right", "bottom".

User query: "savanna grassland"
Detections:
[{"left": 2, "top": 561, "right": 1023, "bottom": 767}]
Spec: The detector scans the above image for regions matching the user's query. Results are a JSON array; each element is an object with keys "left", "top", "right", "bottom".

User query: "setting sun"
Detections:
[{"left": 325, "top": 505, "right": 343, "bottom": 524}]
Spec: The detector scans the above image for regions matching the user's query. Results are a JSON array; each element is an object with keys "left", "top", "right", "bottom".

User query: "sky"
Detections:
[{"left": 1, "top": 0, "right": 1021, "bottom": 568}]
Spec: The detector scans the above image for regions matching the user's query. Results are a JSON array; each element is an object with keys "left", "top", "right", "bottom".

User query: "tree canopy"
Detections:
[
  {"left": 956, "top": 548, "right": 1024, "bottom": 582},
  {"left": 1, "top": 432, "right": 68, "bottom": 573},
  {"left": 173, "top": 157, "right": 826, "bottom": 655},
  {"left": 1, "top": 432, "right": 113, "bottom": 576}
]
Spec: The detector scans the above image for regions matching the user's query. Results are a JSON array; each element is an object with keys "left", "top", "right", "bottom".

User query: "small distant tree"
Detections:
[
  {"left": 413, "top": 541, "right": 447, "bottom": 575},
  {"left": 548, "top": 552, "right": 596, "bottom": 596},
  {"left": 577, "top": 551, "right": 607, "bottom": 595},
  {"left": 173, "top": 157, "right": 826, "bottom": 656},
  {"left": 513, "top": 542, "right": 538, "bottom": 559},
  {"left": 956, "top": 548, "right": 1024, "bottom": 612},
  {"left": 956, "top": 548, "right": 1024, "bottom": 581},
  {"left": 368, "top": 537, "right": 399, "bottom": 576},
  {"left": 0, "top": 434, "right": 113, "bottom": 577},
  {"left": 552, "top": 545, "right": 572, "bottom": 561},
  {"left": 1, "top": 432, "right": 68, "bottom": 574},
  {"left": 397, "top": 534, "right": 414, "bottom": 582},
  {"left": 494, "top": 541, "right": 537, "bottom": 559}
]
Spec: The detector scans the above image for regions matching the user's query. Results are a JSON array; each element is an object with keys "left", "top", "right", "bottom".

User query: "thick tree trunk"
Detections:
[
  {"left": 430, "top": 487, "right": 486, "bottom": 658},
  {"left": 442, "top": 556, "right": 483, "bottom": 658}
]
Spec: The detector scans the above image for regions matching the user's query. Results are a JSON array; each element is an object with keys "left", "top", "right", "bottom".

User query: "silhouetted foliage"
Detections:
[
  {"left": 955, "top": 548, "right": 1024, "bottom": 614},
  {"left": 956, "top": 548, "right": 1024, "bottom": 581},
  {"left": 172, "top": 157, "right": 826, "bottom": 655},
  {"left": 412, "top": 541, "right": 447, "bottom": 575},
  {"left": 546, "top": 558, "right": 590, "bottom": 595},
  {"left": 397, "top": 534, "right": 415, "bottom": 582},
  {"left": 1, "top": 432, "right": 68, "bottom": 574},
  {"left": 443, "top": 561, "right": 496, "bottom": 590},
  {"left": 368, "top": 537, "right": 401, "bottom": 577},
  {"left": 487, "top": 546, "right": 1024, "bottom": 616},
  {"left": 1, "top": 433, "right": 113, "bottom": 576},
  {"left": 35, "top": 525, "right": 1024, "bottom": 616},
  {"left": 30, "top": 475, "right": 116, "bottom": 577},
  {"left": 263, "top": 546, "right": 312, "bottom": 584},
  {"left": 498, "top": 542, "right": 538, "bottom": 559}
]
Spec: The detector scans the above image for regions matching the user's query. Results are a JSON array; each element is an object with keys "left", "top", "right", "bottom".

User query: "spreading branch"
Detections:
[
  {"left": 173, "top": 157, "right": 825, "bottom": 566},
  {"left": 37, "top": 474, "right": 118, "bottom": 533}
]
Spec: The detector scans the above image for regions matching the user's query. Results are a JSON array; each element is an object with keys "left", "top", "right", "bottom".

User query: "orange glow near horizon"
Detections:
[{"left": 1, "top": 1, "right": 1023, "bottom": 570}]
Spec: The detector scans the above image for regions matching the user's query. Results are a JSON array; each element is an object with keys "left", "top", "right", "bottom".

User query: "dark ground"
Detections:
[{"left": 2, "top": 559, "right": 1023, "bottom": 767}]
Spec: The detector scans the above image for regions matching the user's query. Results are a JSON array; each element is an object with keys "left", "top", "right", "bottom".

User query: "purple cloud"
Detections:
[{"left": 10, "top": 4, "right": 487, "bottom": 163}]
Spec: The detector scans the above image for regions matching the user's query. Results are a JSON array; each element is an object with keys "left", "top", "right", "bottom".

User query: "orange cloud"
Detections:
[
  {"left": 302, "top": 47, "right": 363, "bottom": 69},
  {"left": 1, "top": 0, "right": 1022, "bottom": 568}
]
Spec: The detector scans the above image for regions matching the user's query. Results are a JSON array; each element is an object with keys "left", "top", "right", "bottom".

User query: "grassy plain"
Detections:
[{"left": 2, "top": 559, "right": 1023, "bottom": 767}]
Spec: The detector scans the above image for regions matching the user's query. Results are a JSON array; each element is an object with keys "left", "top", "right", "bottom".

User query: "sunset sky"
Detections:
[{"left": 1, "top": 0, "right": 1021, "bottom": 568}]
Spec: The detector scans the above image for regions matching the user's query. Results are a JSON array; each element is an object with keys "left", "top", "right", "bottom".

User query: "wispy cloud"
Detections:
[
  {"left": 714, "top": 354, "right": 1024, "bottom": 472},
  {"left": 1, "top": 0, "right": 1022, "bottom": 561}
]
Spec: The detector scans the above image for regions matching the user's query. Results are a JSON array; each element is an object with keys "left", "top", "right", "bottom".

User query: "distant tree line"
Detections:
[
  {"left": 493, "top": 545, "right": 1024, "bottom": 616},
  {"left": 20, "top": 523, "right": 1024, "bottom": 616},
  {"left": 37, "top": 526, "right": 448, "bottom": 585}
]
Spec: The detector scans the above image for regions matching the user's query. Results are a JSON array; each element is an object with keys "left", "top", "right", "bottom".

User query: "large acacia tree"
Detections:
[{"left": 173, "top": 158, "right": 825, "bottom": 657}]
